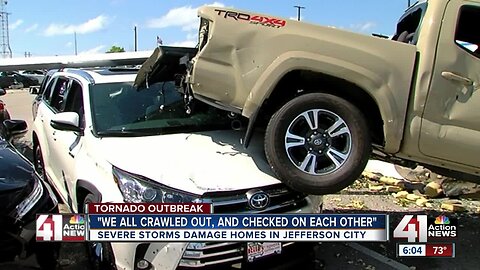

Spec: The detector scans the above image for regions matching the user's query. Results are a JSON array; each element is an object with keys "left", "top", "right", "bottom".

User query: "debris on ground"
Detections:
[
  {"left": 424, "top": 181, "right": 443, "bottom": 198},
  {"left": 441, "top": 179, "right": 480, "bottom": 198},
  {"left": 441, "top": 199, "right": 466, "bottom": 212},
  {"left": 345, "top": 199, "right": 367, "bottom": 210},
  {"left": 354, "top": 160, "right": 480, "bottom": 213}
]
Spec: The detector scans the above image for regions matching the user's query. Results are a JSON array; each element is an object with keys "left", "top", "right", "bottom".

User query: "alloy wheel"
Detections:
[{"left": 284, "top": 109, "right": 352, "bottom": 175}]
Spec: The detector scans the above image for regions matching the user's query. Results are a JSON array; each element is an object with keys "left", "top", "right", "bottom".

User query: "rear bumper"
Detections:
[{"left": 111, "top": 198, "right": 320, "bottom": 270}]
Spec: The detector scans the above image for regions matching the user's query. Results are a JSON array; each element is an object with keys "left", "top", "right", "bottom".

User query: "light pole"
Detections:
[
  {"left": 74, "top": 31, "right": 77, "bottom": 55},
  {"left": 294, "top": 5, "right": 305, "bottom": 21},
  {"left": 134, "top": 25, "right": 138, "bottom": 52}
]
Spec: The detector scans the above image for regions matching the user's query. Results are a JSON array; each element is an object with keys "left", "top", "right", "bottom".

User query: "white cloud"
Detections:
[
  {"left": 66, "top": 42, "right": 73, "bottom": 47},
  {"left": 10, "top": 19, "right": 24, "bottom": 30},
  {"left": 44, "top": 15, "right": 110, "bottom": 36},
  {"left": 350, "top": 22, "right": 376, "bottom": 33},
  {"left": 186, "top": 32, "right": 197, "bottom": 40},
  {"left": 169, "top": 40, "right": 197, "bottom": 47},
  {"left": 79, "top": 45, "right": 106, "bottom": 55},
  {"left": 147, "top": 2, "right": 224, "bottom": 31},
  {"left": 25, "top": 23, "right": 39, "bottom": 33}
]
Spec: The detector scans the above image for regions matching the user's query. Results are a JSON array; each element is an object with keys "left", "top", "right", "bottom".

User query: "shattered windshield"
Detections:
[{"left": 89, "top": 81, "right": 235, "bottom": 136}]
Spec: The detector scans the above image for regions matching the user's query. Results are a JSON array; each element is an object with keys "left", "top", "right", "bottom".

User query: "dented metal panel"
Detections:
[{"left": 188, "top": 6, "right": 417, "bottom": 153}]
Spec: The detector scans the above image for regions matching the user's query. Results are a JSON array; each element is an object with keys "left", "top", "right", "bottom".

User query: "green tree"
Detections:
[{"left": 106, "top": 46, "right": 125, "bottom": 53}]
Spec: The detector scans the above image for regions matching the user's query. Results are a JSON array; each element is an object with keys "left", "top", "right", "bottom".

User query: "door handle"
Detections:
[{"left": 441, "top": 71, "right": 474, "bottom": 86}]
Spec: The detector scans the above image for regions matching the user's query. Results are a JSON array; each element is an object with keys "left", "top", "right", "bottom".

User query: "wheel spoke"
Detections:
[
  {"left": 327, "top": 119, "right": 349, "bottom": 138},
  {"left": 299, "top": 153, "right": 317, "bottom": 173},
  {"left": 330, "top": 127, "right": 349, "bottom": 138},
  {"left": 301, "top": 110, "right": 319, "bottom": 130},
  {"left": 326, "top": 148, "right": 348, "bottom": 168},
  {"left": 285, "top": 131, "right": 306, "bottom": 149}
]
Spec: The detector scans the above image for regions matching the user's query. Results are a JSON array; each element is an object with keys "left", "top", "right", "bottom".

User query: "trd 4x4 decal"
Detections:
[{"left": 215, "top": 9, "right": 286, "bottom": 28}]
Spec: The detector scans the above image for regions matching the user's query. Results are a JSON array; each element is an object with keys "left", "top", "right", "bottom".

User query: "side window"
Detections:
[
  {"left": 455, "top": 6, "right": 480, "bottom": 57},
  {"left": 393, "top": 3, "right": 427, "bottom": 44},
  {"left": 42, "top": 77, "right": 56, "bottom": 103},
  {"left": 50, "top": 78, "right": 70, "bottom": 112},
  {"left": 63, "top": 80, "right": 85, "bottom": 128}
]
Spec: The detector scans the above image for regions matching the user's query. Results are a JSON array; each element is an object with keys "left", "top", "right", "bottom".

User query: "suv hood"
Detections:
[{"left": 97, "top": 130, "right": 281, "bottom": 195}]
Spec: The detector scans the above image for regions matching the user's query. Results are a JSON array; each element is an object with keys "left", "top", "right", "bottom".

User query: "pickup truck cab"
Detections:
[{"left": 137, "top": 0, "right": 480, "bottom": 194}]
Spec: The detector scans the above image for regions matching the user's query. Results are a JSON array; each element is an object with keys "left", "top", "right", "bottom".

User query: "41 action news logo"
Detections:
[
  {"left": 393, "top": 215, "right": 457, "bottom": 242},
  {"left": 36, "top": 214, "right": 86, "bottom": 241}
]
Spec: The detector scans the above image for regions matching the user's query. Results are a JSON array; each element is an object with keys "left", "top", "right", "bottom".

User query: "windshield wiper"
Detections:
[{"left": 96, "top": 130, "right": 155, "bottom": 137}]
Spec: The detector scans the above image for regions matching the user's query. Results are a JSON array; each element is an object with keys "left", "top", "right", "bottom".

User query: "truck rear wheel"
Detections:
[{"left": 265, "top": 93, "right": 371, "bottom": 195}]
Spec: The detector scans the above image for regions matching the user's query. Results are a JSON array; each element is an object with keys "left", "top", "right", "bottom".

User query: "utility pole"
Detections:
[
  {"left": 74, "top": 31, "right": 77, "bottom": 55},
  {"left": 294, "top": 5, "right": 305, "bottom": 21},
  {"left": 408, "top": 0, "right": 411, "bottom": 7},
  {"left": 134, "top": 25, "right": 138, "bottom": 52}
]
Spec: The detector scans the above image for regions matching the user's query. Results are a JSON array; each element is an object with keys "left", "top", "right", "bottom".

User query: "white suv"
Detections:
[{"left": 32, "top": 68, "right": 320, "bottom": 270}]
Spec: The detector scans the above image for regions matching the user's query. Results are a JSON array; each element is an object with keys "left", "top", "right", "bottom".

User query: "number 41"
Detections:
[{"left": 393, "top": 215, "right": 428, "bottom": 242}]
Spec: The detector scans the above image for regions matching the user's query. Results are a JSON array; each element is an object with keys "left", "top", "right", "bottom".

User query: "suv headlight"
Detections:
[{"left": 112, "top": 167, "right": 201, "bottom": 203}]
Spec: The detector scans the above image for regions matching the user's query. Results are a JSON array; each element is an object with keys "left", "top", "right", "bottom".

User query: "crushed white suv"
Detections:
[{"left": 31, "top": 67, "right": 321, "bottom": 270}]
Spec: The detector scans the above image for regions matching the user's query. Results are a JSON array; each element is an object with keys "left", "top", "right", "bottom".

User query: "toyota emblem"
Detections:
[{"left": 246, "top": 189, "right": 270, "bottom": 210}]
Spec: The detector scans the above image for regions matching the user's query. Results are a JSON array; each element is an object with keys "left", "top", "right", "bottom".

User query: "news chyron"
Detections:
[
  {"left": 36, "top": 203, "right": 389, "bottom": 243},
  {"left": 393, "top": 215, "right": 457, "bottom": 258}
]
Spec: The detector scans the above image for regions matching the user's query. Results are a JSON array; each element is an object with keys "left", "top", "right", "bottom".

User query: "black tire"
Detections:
[
  {"left": 33, "top": 142, "right": 47, "bottom": 180},
  {"left": 265, "top": 93, "right": 371, "bottom": 195},
  {"left": 83, "top": 194, "right": 117, "bottom": 270}
]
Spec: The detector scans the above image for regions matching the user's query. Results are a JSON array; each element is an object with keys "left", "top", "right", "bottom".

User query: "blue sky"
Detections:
[{"left": 6, "top": 0, "right": 410, "bottom": 57}]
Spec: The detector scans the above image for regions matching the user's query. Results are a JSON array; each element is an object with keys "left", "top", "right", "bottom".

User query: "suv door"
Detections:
[
  {"left": 420, "top": 1, "right": 480, "bottom": 169},
  {"left": 49, "top": 79, "right": 85, "bottom": 207},
  {"left": 37, "top": 76, "right": 71, "bottom": 200},
  {"left": 34, "top": 76, "right": 57, "bottom": 177}
]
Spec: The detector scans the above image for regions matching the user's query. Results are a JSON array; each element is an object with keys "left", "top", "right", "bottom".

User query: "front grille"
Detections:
[
  {"left": 177, "top": 242, "right": 296, "bottom": 269},
  {"left": 177, "top": 185, "right": 309, "bottom": 269},
  {"left": 204, "top": 185, "right": 308, "bottom": 214}
]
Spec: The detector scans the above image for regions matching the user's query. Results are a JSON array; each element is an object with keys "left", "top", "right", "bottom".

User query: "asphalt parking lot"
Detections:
[{"left": 2, "top": 90, "right": 479, "bottom": 270}]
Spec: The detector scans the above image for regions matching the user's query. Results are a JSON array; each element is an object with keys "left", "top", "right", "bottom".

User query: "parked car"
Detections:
[
  {"left": 19, "top": 70, "right": 46, "bottom": 85},
  {"left": 0, "top": 119, "right": 60, "bottom": 269},
  {"left": 0, "top": 88, "right": 11, "bottom": 134},
  {"left": 32, "top": 67, "right": 322, "bottom": 270},
  {"left": 0, "top": 72, "right": 15, "bottom": 89},
  {"left": 0, "top": 71, "right": 39, "bottom": 88}
]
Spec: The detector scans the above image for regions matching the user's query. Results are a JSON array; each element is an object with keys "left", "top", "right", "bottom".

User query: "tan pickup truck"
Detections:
[{"left": 136, "top": 0, "right": 480, "bottom": 195}]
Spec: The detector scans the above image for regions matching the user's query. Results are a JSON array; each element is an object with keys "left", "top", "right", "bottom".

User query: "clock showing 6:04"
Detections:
[{"left": 398, "top": 244, "right": 426, "bottom": 257}]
